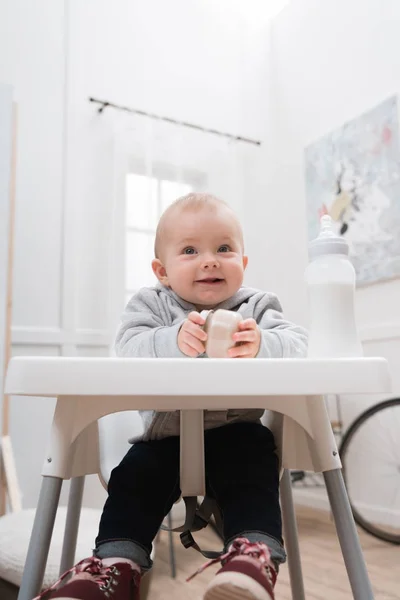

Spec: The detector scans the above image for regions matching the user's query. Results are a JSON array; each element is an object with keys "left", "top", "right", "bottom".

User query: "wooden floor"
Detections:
[{"left": 149, "top": 506, "right": 400, "bottom": 600}]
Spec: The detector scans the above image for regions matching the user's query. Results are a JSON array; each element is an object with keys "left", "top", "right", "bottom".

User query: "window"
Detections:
[{"left": 125, "top": 174, "right": 192, "bottom": 305}]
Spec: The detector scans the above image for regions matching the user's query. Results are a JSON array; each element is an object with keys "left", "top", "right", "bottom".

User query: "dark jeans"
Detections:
[{"left": 96, "top": 421, "right": 283, "bottom": 562}]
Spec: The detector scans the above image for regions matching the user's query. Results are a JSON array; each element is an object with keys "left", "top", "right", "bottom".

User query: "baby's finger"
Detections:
[
  {"left": 181, "top": 342, "right": 200, "bottom": 358},
  {"left": 182, "top": 332, "right": 206, "bottom": 355},
  {"left": 188, "top": 311, "right": 206, "bottom": 326},
  {"left": 238, "top": 318, "right": 257, "bottom": 330},
  {"left": 233, "top": 330, "right": 258, "bottom": 343},
  {"left": 185, "top": 319, "right": 207, "bottom": 341},
  {"left": 229, "top": 343, "right": 254, "bottom": 358}
]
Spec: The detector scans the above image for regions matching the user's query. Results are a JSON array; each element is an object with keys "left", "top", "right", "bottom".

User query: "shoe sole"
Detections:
[{"left": 204, "top": 572, "right": 273, "bottom": 600}]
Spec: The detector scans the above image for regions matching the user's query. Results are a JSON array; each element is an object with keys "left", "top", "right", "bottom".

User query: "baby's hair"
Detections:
[{"left": 154, "top": 192, "right": 237, "bottom": 258}]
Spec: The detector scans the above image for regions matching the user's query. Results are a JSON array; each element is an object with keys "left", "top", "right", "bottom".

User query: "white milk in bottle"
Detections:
[{"left": 305, "top": 215, "right": 363, "bottom": 358}]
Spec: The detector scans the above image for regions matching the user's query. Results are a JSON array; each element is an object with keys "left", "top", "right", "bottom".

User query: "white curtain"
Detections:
[{"left": 107, "top": 111, "right": 260, "bottom": 333}]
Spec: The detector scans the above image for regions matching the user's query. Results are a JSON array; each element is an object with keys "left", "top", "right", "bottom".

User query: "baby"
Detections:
[{"left": 37, "top": 193, "right": 308, "bottom": 600}]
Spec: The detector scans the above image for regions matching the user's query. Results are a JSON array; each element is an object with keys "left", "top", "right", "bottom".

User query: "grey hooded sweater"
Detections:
[{"left": 115, "top": 284, "right": 308, "bottom": 441}]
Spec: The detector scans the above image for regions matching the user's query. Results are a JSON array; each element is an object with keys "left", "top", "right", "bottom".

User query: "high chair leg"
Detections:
[
  {"left": 324, "top": 469, "right": 374, "bottom": 600},
  {"left": 167, "top": 511, "right": 177, "bottom": 578},
  {"left": 17, "top": 476, "right": 63, "bottom": 600},
  {"left": 280, "top": 469, "right": 306, "bottom": 600},
  {"left": 59, "top": 476, "right": 85, "bottom": 575}
]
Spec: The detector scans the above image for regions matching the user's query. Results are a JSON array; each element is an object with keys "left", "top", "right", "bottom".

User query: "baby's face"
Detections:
[{"left": 153, "top": 206, "right": 247, "bottom": 309}]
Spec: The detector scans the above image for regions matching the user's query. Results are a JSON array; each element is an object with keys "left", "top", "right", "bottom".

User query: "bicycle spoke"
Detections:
[
  {"left": 377, "top": 406, "right": 400, "bottom": 464},
  {"left": 354, "top": 407, "right": 398, "bottom": 464},
  {"left": 340, "top": 398, "right": 400, "bottom": 544}
]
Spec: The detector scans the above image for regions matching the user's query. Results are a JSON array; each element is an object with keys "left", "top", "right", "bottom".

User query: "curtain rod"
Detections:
[{"left": 88, "top": 97, "right": 261, "bottom": 146}]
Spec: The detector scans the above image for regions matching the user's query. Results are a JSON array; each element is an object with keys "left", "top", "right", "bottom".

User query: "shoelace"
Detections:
[
  {"left": 187, "top": 537, "right": 275, "bottom": 583},
  {"left": 32, "top": 557, "right": 120, "bottom": 600}
]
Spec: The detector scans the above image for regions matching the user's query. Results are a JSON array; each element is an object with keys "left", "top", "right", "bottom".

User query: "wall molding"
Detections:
[
  {"left": 360, "top": 322, "right": 400, "bottom": 343},
  {"left": 11, "top": 326, "right": 111, "bottom": 347},
  {"left": 293, "top": 486, "right": 400, "bottom": 526},
  {"left": 12, "top": 322, "right": 400, "bottom": 347}
]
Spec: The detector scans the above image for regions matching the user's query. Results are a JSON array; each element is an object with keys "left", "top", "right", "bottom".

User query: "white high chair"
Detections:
[{"left": 5, "top": 356, "right": 391, "bottom": 600}]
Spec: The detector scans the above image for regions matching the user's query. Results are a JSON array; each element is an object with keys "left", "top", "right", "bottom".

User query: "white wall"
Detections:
[
  {"left": 0, "top": 0, "right": 70, "bottom": 508},
  {"left": 269, "top": 0, "right": 400, "bottom": 402},
  {"left": 5, "top": 0, "right": 398, "bottom": 514},
  {"left": 270, "top": 0, "right": 400, "bottom": 511},
  {"left": 0, "top": 0, "right": 273, "bottom": 508}
]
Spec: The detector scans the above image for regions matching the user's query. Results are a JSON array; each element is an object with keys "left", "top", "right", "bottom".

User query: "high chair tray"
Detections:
[{"left": 5, "top": 357, "right": 390, "bottom": 404}]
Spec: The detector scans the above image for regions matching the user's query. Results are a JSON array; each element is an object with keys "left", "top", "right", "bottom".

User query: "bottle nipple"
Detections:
[
  {"left": 319, "top": 215, "right": 335, "bottom": 238},
  {"left": 309, "top": 214, "right": 349, "bottom": 258},
  {"left": 321, "top": 214, "right": 331, "bottom": 229}
]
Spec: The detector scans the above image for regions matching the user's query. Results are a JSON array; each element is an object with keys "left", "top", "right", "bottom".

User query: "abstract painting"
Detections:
[{"left": 305, "top": 96, "right": 400, "bottom": 285}]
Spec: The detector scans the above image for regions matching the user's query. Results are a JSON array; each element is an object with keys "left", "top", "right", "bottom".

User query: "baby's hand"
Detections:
[
  {"left": 229, "top": 318, "right": 261, "bottom": 358},
  {"left": 178, "top": 311, "right": 207, "bottom": 357}
]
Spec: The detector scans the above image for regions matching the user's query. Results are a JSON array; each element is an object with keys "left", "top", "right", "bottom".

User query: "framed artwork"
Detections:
[{"left": 305, "top": 96, "right": 400, "bottom": 286}]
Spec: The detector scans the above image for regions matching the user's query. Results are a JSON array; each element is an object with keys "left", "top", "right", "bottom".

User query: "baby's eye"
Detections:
[
  {"left": 183, "top": 247, "right": 197, "bottom": 255},
  {"left": 218, "top": 245, "right": 231, "bottom": 253}
]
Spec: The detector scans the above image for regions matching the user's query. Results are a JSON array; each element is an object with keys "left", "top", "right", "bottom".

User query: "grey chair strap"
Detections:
[
  {"left": 168, "top": 409, "right": 225, "bottom": 557},
  {"left": 161, "top": 495, "right": 224, "bottom": 558}
]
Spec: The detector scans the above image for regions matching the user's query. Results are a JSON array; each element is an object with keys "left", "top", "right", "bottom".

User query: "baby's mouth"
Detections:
[{"left": 196, "top": 278, "right": 224, "bottom": 284}]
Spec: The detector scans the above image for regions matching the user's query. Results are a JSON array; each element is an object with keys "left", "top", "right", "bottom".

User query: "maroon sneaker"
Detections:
[
  {"left": 32, "top": 557, "right": 141, "bottom": 600},
  {"left": 188, "top": 538, "right": 277, "bottom": 600}
]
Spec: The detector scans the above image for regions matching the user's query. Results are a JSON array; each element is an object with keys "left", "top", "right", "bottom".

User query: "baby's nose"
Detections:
[{"left": 202, "top": 255, "right": 220, "bottom": 268}]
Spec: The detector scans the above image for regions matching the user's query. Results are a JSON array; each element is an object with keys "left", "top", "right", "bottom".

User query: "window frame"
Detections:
[{"left": 124, "top": 162, "right": 205, "bottom": 302}]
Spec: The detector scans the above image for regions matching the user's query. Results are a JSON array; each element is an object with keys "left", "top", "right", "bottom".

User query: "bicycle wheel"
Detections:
[{"left": 339, "top": 397, "right": 400, "bottom": 544}]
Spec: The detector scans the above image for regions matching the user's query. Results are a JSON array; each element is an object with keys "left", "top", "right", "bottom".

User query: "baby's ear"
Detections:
[
  {"left": 152, "top": 259, "right": 169, "bottom": 285},
  {"left": 242, "top": 255, "right": 248, "bottom": 270}
]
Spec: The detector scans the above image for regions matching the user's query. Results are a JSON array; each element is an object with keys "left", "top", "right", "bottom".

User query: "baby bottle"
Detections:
[{"left": 305, "top": 215, "right": 363, "bottom": 358}]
